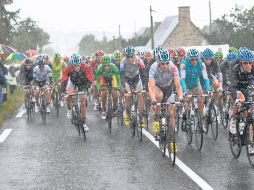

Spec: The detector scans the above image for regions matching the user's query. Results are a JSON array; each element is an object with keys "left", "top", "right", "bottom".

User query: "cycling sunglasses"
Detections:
[
  {"left": 190, "top": 58, "right": 198, "bottom": 61},
  {"left": 103, "top": 64, "right": 110, "bottom": 67},
  {"left": 159, "top": 61, "right": 170, "bottom": 65},
  {"left": 126, "top": 55, "right": 134, "bottom": 59}
]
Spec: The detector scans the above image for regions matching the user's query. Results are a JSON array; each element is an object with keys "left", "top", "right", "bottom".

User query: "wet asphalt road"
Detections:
[{"left": 0, "top": 103, "right": 254, "bottom": 190}]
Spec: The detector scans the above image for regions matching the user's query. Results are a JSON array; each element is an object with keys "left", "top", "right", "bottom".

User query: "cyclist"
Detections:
[
  {"left": 176, "top": 48, "right": 186, "bottom": 63},
  {"left": 149, "top": 49, "right": 183, "bottom": 140},
  {"left": 142, "top": 51, "right": 156, "bottom": 91},
  {"left": 61, "top": 54, "right": 93, "bottom": 132},
  {"left": 111, "top": 50, "right": 122, "bottom": 71},
  {"left": 120, "top": 46, "right": 146, "bottom": 127},
  {"left": 180, "top": 49, "right": 210, "bottom": 132},
  {"left": 32, "top": 59, "right": 52, "bottom": 113},
  {"left": 96, "top": 55, "right": 122, "bottom": 119},
  {"left": 19, "top": 58, "right": 34, "bottom": 107},
  {"left": 90, "top": 50, "right": 104, "bottom": 111},
  {"left": 220, "top": 52, "right": 238, "bottom": 88},
  {"left": 202, "top": 48, "right": 224, "bottom": 110},
  {"left": 214, "top": 51, "right": 224, "bottom": 65},
  {"left": 51, "top": 53, "right": 65, "bottom": 107},
  {"left": 228, "top": 47, "right": 254, "bottom": 135},
  {"left": 169, "top": 49, "right": 179, "bottom": 67}
]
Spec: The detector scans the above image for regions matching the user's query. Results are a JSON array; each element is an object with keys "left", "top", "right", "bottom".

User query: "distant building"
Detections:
[{"left": 146, "top": 6, "right": 207, "bottom": 49}]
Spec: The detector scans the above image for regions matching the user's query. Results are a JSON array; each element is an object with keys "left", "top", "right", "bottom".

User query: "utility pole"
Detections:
[
  {"left": 209, "top": 0, "right": 212, "bottom": 34},
  {"left": 150, "top": 5, "right": 155, "bottom": 49},
  {"left": 118, "top": 25, "right": 121, "bottom": 49}
]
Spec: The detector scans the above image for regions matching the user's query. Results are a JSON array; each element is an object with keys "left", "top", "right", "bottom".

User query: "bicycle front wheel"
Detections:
[
  {"left": 137, "top": 114, "right": 142, "bottom": 143},
  {"left": 168, "top": 130, "right": 176, "bottom": 166},
  {"left": 246, "top": 123, "right": 254, "bottom": 167},
  {"left": 194, "top": 110, "right": 203, "bottom": 151},
  {"left": 209, "top": 104, "right": 219, "bottom": 140}
]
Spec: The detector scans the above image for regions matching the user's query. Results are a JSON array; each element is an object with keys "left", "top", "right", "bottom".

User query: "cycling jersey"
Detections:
[
  {"left": 204, "top": 58, "right": 222, "bottom": 82},
  {"left": 120, "top": 56, "right": 145, "bottom": 86},
  {"left": 220, "top": 61, "right": 237, "bottom": 87},
  {"left": 61, "top": 64, "right": 93, "bottom": 92},
  {"left": 33, "top": 65, "right": 52, "bottom": 82},
  {"left": 19, "top": 64, "right": 33, "bottom": 85},
  {"left": 95, "top": 63, "right": 122, "bottom": 91},
  {"left": 51, "top": 59, "right": 65, "bottom": 81},
  {"left": 229, "top": 64, "right": 254, "bottom": 99},
  {"left": 90, "top": 58, "right": 101, "bottom": 80},
  {"left": 111, "top": 58, "right": 120, "bottom": 71},
  {"left": 180, "top": 58, "right": 210, "bottom": 93}
]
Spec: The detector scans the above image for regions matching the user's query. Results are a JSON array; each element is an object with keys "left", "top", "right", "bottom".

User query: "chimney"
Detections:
[{"left": 179, "top": 6, "right": 190, "bottom": 23}]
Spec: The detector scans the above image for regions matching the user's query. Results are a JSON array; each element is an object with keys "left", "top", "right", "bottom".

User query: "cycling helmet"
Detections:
[
  {"left": 113, "top": 50, "right": 122, "bottom": 61},
  {"left": 53, "top": 53, "right": 61, "bottom": 59},
  {"left": 63, "top": 56, "right": 69, "bottom": 63},
  {"left": 238, "top": 47, "right": 254, "bottom": 61},
  {"left": 124, "top": 46, "right": 135, "bottom": 56},
  {"left": 168, "top": 49, "right": 177, "bottom": 58},
  {"left": 42, "top": 54, "right": 49, "bottom": 60},
  {"left": 202, "top": 48, "right": 214, "bottom": 59},
  {"left": 71, "top": 54, "right": 82, "bottom": 64},
  {"left": 229, "top": 47, "right": 238, "bottom": 54},
  {"left": 177, "top": 48, "right": 186, "bottom": 56},
  {"left": 145, "top": 51, "right": 153, "bottom": 60},
  {"left": 25, "top": 58, "right": 33, "bottom": 64},
  {"left": 157, "top": 49, "right": 170, "bottom": 63},
  {"left": 102, "top": 55, "right": 111, "bottom": 65},
  {"left": 38, "top": 59, "right": 46, "bottom": 65},
  {"left": 137, "top": 51, "right": 145, "bottom": 58},
  {"left": 153, "top": 47, "right": 163, "bottom": 58},
  {"left": 214, "top": 51, "right": 223, "bottom": 59},
  {"left": 226, "top": 52, "right": 238, "bottom": 62},
  {"left": 95, "top": 50, "right": 104, "bottom": 57},
  {"left": 187, "top": 49, "right": 199, "bottom": 59}
]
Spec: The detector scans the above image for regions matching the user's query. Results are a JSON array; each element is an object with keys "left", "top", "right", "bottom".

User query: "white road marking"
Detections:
[
  {"left": 0, "top": 129, "right": 13, "bottom": 143},
  {"left": 142, "top": 129, "right": 214, "bottom": 190},
  {"left": 16, "top": 104, "right": 26, "bottom": 118}
]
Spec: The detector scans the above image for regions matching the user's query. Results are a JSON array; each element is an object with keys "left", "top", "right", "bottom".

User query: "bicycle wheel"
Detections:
[
  {"left": 246, "top": 123, "right": 254, "bottom": 167},
  {"left": 130, "top": 116, "right": 136, "bottom": 137},
  {"left": 55, "top": 91, "right": 60, "bottom": 117},
  {"left": 175, "top": 106, "right": 181, "bottom": 133},
  {"left": 79, "top": 120, "right": 86, "bottom": 141},
  {"left": 41, "top": 108, "right": 46, "bottom": 124},
  {"left": 75, "top": 106, "right": 81, "bottom": 136},
  {"left": 117, "top": 96, "right": 123, "bottom": 127},
  {"left": 137, "top": 114, "right": 142, "bottom": 143},
  {"left": 209, "top": 103, "right": 219, "bottom": 140},
  {"left": 107, "top": 94, "right": 112, "bottom": 134},
  {"left": 168, "top": 127, "right": 176, "bottom": 166},
  {"left": 229, "top": 131, "right": 241, "bottom": 158},
  {"left": 26, "top": 98, "right": 31, "bottom": 120},
  {"left": 194, "top": 110, "right": 203, "bottom": 151},
  {"left": 185, "top": 109, "right": 193, "bottom": 144},
  {"left": 159, "top": 123, "right": 167, "bottom": 157},
  {"left": 221, "top": 100, "right": 230, "bottom": 129}
]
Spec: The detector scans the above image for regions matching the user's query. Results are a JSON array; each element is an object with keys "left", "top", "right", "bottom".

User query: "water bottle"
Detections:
[{"left": 161, "top": 117, "right": 166, "bottom": 126}]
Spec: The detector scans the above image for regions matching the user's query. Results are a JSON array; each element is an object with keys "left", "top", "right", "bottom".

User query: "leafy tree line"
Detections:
[
  {"left": 202, "top": 5, "right": 254, "bottom": 50},
  {"left": 79, "top": 33, "right": 150, "bottom": 56},
  {"left": 0, "top": 0, "right": 50, "bottom": 52}
]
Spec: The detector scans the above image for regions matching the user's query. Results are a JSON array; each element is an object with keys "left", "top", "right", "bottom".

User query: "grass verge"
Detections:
[{"left": 0, "top": 86, "right": 23, "bottom": 127}]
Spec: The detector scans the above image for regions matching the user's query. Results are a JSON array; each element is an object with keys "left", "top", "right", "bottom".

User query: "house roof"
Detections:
[{"left": 146, "top": 16, "right": 178, "bottom": 48}]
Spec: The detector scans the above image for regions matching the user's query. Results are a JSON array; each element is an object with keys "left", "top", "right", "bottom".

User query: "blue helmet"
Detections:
[
  {"left": 202, "top": 48, "right": 214, "bottom": 59},
  {"left": 153, "top": 47, "right": 163, "bottom": 57},
  {"left": 157, "top": 49, "right": 170, "bottom": 63},
  {"left": 187, "top": 49, "right": 199, "bottom": 59},
  {"left": 71, "top": 54, "right": 82, "bottom": 64},
  {"left": 226, "top": 52, "right": 238, "bottom": 62},
  {"left": 124, "top": 46, "right": 135, "bottom": 56},
  {"left": 238, "top": 47, "right": 254, "bottom": 61}
]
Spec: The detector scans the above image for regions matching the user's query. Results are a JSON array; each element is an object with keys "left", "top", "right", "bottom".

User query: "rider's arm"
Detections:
[
  {"left": 215, "top": 61, "right": 223, "bottom": 88},
  {"left": 120, "top": 59, "right": 125, "bottom": 88},
  {"left": 201, "top": 62, "right": 210, "bottom": 92},
  {"left": 112, "top": 64, "right": 122, "bottom": 90},
  {"left": 148, "top": 64, "right": 156, "bottom": 100},
  {"left": 95, "top": 66, "right": 102, "bottom": 92},
  {"left": 179, "top": 62, "right": 187, "bottom": 93},
  {"left": 170, "top": 65, "right": 182, "bottom": 97}
]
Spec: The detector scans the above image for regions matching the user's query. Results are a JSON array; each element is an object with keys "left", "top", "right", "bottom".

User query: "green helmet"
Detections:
[
  {"left": 214, "top": 51, "right": 223, "bottom": 59},
  {"left": 54, "top": 53, "right": 61, "bottom": 59},
  {"left": 229, "top": 47, "right": 238, "bottom": 54},
  {"left": 113, "top": 50, "right": 122, "bottom": 61},
  {"left": 102, "top": 55, "right": 111, "bottom": 65}
]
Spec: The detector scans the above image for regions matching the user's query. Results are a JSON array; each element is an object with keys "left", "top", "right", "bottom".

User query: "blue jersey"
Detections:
[{"left": 180, "top": 58, "right": 210, "bottom": 92}]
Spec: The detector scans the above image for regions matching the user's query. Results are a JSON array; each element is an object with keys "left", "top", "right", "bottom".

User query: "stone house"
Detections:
[{"left": 146, "top": 6, "right": 207, "bottom": 49}]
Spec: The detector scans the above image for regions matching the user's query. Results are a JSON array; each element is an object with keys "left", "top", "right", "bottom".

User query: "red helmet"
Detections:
[
  {"left": 95, "top": 50, "right": 104, "bottom": 57},
  {"left": 63, "top": 56, "right": 69, "bottom": 62},
  {"left": 168, "top": 49, "right": 177, "bottom": 58},
  {"left": 177, "top": 48, "right": 186, "bottom": 56},
  {"left": 145, "top": 51, "right": 153, "bottom": 60}
]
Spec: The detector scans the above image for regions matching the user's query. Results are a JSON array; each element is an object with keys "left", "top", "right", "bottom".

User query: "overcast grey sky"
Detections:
[
  {"left": 9, "top": 0, "right": 253, "bottom": 35},
  {"left": 7, "top": 0, "right": 254, "bottom": 54}
]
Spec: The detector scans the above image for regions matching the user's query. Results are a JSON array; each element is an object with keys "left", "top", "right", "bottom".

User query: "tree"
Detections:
[
  {"left": 11, "top": 17, "right": 50, "bottom": 52},
  {"left": 79, "top": 34, "right": 99, "bottom": 56},
  {"left": 202, "top": 5, "right": 254, "bottom": 49},
  {"left": 0, "top": 0, "right": 20, "bottom": 44}
]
